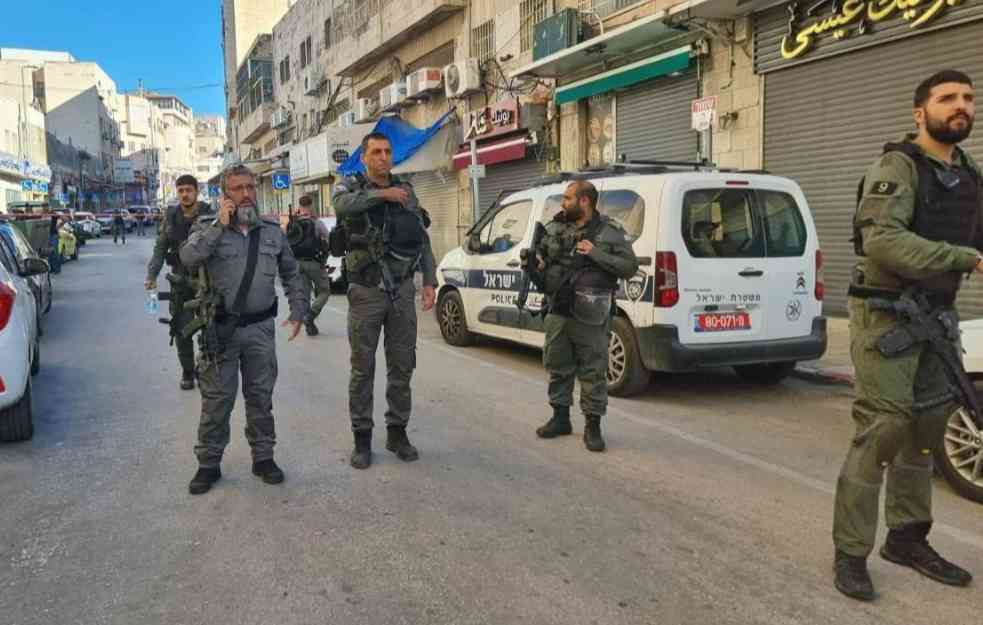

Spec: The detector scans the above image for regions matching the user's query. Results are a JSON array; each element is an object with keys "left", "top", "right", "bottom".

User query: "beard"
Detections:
[
  {"left": 563, "top": 205, "right": 584, "bottom": 221},
  {"left": 234, "top": 202, "right": 261, "bottom": 228},
  {"left": 925, "top": 112, "right": 974, "bottom": 144}
]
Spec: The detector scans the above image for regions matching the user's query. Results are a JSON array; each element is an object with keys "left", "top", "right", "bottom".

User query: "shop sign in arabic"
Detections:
[{"left": 781, "top": 0, "right": 968, "bottom": 60}]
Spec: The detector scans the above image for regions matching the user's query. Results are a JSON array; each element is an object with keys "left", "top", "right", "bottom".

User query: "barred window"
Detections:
[
  {"left": 578, "top": 0, "right": 643, "bottom": 18},
  {"left": 470, "top": 19, "right": 496, "bottom": 66},
  {"left": 520, "top": 0, "right": 552, "bottom": 53},
  {"left": 324, "top": 18, "right": 332, "bottom": 49}
]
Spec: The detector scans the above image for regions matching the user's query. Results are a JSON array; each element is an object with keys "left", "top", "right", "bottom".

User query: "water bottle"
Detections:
[{"left": 145, "top": 290, "right": 159, "bottom": 316}]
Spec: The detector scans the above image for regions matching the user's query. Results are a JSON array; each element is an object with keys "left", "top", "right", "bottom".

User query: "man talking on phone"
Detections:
[{"left": 179, "top": 164, "right": 308, "bottom": 495}]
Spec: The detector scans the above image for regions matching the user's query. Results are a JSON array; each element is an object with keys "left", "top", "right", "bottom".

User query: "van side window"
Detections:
[
  {"left": 473, "top": 200, "right": 534, "bottom": 255},
  {"left": 758, "top": 190, "right": 807, "bottom": 257},
  {"left": 597, "top": 190, "right": 644, "bottom": 241},
  {"left": 681, "top": 189, "right": 765, "bottom": 258}
]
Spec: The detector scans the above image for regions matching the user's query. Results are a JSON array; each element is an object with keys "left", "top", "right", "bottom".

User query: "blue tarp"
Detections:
[{"left": 337, "top": 110, "right": 454, "bottom": 176}]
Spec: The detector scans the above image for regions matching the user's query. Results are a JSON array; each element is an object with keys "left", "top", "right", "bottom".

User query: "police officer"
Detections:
[
  {"left": 833, "top": 70, "right": 981, "bottom": 600},
  {"left": 287, "top": 195, "right": 332, "bottom": 336},
  {"left": 179, "top": 164, "right": 308, "bottom": 495},
  {"left": 146, "top": 175, "right": 211, "bottom": 390},
  {"left": 332, "top": 132, "right": 437, "bottom": 469},
  {"left": 533, "top": 180, "right": 638, "bottom": 452},
  {"left": 112, "top": 209, "right": 127, "bottom": 245}
]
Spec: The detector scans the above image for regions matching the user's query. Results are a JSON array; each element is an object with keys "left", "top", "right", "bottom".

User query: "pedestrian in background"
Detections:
[
  {"left": 286, "top": 195, "right": 332, "bottom": 336},
  {"left": 112, "top": 210, "right": 126, "bottom": 246}
]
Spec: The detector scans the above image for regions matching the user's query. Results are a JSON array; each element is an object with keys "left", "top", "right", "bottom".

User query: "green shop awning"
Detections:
[{"left": 554, "top": 46, "right": 691, "bottom": 106}]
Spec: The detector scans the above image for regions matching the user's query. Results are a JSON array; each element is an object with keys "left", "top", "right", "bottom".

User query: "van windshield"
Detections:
[
  {"left": 543, "top": 189, "right": 645, "bottom": 242},
  {"left": 681, "top": 188, "right": 806, "bottom": 258}
]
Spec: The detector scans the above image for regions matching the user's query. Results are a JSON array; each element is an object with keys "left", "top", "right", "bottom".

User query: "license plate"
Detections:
[{"left": 694, "top": 312, "right": 751, "bottom": 332}]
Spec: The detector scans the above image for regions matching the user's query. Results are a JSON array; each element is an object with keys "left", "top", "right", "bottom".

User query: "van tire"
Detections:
[
  {"left": 0, "top": 379, "right": 33, "bottom": 442},
  {"left": 608, "top": 316, "right": 649, "bottom": 397},
  {"left": 438, "top": 290, "right": 476, "bottom": 347},
  {"left": 734, "top": 362, "right": 795, "bottom": 385},
  {"left": 934, "top": 408, "right": 983, "bottom": 503}
]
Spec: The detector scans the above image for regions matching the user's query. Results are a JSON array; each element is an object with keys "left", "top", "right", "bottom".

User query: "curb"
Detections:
[{"left": 791, "top": 365, "right": 854, "bottom": 387}]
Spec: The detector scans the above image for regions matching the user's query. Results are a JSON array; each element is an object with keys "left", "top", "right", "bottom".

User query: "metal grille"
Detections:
[
  {"left": 520, "top": 0, "right": 553, "bottom": 53},
  {"left": 471, "top": 19, "right": 496, "bottom": 66},
  {"left": 616, "top": 68, "right": 698, "bottom": 163},
  {"left": 762, "top": 20, "right": 983, "bottom": 316},
  {"left": 410, "top": 171, "right": 460, "bottom": 264},
  {"left": 478, "top": 158, "right": 547, "bottom": 217},
  {"left": 578, "top": 0, "right": 644, "bottom": 19}
]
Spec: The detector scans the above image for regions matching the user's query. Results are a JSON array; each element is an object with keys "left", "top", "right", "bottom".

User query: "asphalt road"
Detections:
[{"left": 1, "top": 236, "right": 981, "bottom": 625}]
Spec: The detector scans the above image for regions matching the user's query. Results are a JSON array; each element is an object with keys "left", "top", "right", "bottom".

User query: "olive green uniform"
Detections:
[
  {"left": 537, "top": 211, "right": 638, "bottom": 417},
  {"left": 332, "top": 174, "right": 437, "bottom": 433},
  {"left": 179, "top": 217, "right": 308, "bottom": 467},
  {"left": 833, "top": 140, "right": 982, "bottom": 557}
]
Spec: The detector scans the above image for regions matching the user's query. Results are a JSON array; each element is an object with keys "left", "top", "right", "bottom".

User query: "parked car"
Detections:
[
  {"left": 96, "top": 212, "right": 115, "bottom": 234},
  {"left": 0, "top": 220, "right": 52, "bottom": 320},
  {"left": 435, "top": 163, "right": 827, "bottom": 396},
  {"left": 317, "top": 216, "right": 345, "bottom": 290},
  {"left": 128, "top": 205, "right": 153, "bottom": 226},
  {"left": 948, "top": 318, "right": 983, "bottom": 502},
  {"left": 73, "top": 211, "right": 101, "bottom": 238},
  {"left": 0, "top": 234, "right": 46, "bottom": 442}
]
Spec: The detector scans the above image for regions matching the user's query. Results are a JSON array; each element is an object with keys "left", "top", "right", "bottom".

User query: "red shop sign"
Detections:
[{"left": 464, "top": 98, "right": 520, "bottom": 141}]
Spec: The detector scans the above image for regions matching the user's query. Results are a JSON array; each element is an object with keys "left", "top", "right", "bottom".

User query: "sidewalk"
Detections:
[{"left": 791, "top": 316, "right": 855, "bottom": 386}]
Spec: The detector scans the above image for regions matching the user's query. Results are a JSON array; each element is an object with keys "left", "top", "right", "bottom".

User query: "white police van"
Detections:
[{"left": 435, "top": 162, "right": 827, "bottom": 396}]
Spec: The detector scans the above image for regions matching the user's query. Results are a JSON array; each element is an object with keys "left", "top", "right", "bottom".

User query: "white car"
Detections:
[
  {"left": 435, "top": 164, "right": 827, "bottom": 396},
  {"left": 0, "top": 241, "right": 45, "bottom": 442},
  {"left": 947, "top": 317, "right": 983, "bottom": 502}
]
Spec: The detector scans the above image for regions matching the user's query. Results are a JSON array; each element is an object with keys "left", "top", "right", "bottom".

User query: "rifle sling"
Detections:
[{"left": 231, "top": 228, "right": 261, "bottom": 316}]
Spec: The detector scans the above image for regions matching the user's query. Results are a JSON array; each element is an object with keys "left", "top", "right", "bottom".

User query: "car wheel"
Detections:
[
  {"left": 0, "top": 378, "right": 33, "bottom": 442},
  {"left": 734, "top": 362, "right": 796, "bottom": 385},
  {"left": 608, "top": 316, "right": 650, "bottom": 397},
  {"left": 437, "top": 290, "right": 476, "bottom": 347},
  {"left": 30, "top": 334, "right": 40, "bottom": 377},
  {"left": 935, "top": 407, "right": 983, "bottom": 503}
]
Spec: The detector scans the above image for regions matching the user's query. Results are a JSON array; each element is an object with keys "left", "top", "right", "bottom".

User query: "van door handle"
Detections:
[
  {"left": 738, "top": 269, "right": 764, "bottom": 277},
  {"left": 506, "top": 260, "right": 520, "bottom": 268}
]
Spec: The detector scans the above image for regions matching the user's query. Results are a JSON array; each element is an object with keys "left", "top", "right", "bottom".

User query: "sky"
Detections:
[{"left": 0, "top": 1, "right": 226, "bottom": 117}]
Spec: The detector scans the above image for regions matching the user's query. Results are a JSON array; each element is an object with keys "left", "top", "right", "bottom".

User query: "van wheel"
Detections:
[
  {"left": 608, "top": 316, "right": 649, "bottom": 397},
  {"left": 734, "top": 362, "right": 795, "bottom": 385},
  {"left": 437, "top": 290, "right": 475, "bottom": 347},
  {"left": 0, "top": 378, "right": 33, "bottom": 442},
  {"left": 935, "top": 407, "right": 983, "bottom": 503}
]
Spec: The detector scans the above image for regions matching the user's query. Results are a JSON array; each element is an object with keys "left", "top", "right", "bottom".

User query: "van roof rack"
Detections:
[{"left": 616, "top": 157, "right": 716, "bottom": 171}]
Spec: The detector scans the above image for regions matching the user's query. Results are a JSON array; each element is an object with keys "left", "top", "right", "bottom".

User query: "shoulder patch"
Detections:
[{"left": 868, "top": 181, "right": 899, "bottom": 196}]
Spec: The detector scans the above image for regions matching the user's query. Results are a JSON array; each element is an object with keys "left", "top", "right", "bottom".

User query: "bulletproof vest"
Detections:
[
  {"left": 542, "top": 213, "right": 617, "bottom": 295},
  {"left": 165, "top": 206, "right": 195, "bottom": 270},
  {"left": 344, "top": 174, "right": 426, "bottom": 260},
  {"left": 288, "top": 218, "right": 320, "bottom": 260}
]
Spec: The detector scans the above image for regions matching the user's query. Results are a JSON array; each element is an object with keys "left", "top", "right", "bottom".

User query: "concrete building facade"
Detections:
[{"left": 147, "top": 94, "right": 196, "bottom": 205}]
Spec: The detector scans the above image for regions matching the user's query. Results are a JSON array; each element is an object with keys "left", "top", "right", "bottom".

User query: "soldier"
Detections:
[
  {"left": 833, "top": 70, "right": 981, "bottom": 600},
  {"left": 533, "top": 180, "right": 638, "bottom": 452},
  {"left": 287, "top": 195, "right": 332, "bottom": 336},
  {"left": 112, "top": 210, "right": 126, "bottom": 245},
  {"left": 179, "top": 164, "right": 308, "bottom": 495},
  {"left": 332, "top": 132, "right": 437, "bottom": 469},
  {"left": 145, "top": 175, "right": 211, "bottom": 390}
]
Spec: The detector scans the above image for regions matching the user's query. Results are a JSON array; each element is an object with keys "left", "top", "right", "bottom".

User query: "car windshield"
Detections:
[{"left": 681, "top": 188, "right": 807, "bottom": 258}]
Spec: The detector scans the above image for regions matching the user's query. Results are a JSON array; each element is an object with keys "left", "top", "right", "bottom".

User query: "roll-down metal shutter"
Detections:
[
  {"left": 762, "top": 21, "right": 983, "bottom": 316},
  {"left": 410, "top": 171, "right": 458, "bottom": 265},
  {"left": 478, "top": 157, "right": 547, "bottom": 216},
  {"left": 616, "top": 69, "right": 699, "bottom": 163}
]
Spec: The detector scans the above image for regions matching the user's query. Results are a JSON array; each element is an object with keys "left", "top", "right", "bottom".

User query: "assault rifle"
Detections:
[
  {"left": 869, "top": 288, "right": 983, "bottom": 429},
  {"left": 175, "top": 265, "right": 223, "bottom": 372},
  {"left": 350, "top": 228, "right": 403, "bottom": 315},
  {"left": 516, "top": 222, "right": 547, "bottom": 312}
]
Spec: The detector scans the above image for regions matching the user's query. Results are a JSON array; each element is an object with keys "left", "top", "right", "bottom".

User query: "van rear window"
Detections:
[
  {"left": 681, "top": 189, "right": 806, "bottom": 258},
  {"left": 544, "top": 190, "right": 645, "bottom": 241}
]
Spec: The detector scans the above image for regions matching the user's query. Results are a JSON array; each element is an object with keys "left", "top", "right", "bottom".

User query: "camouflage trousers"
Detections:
[
  {"left": 347, "top": 279, "right": 417, "bottom": 433},
  {"left": 543, "top": 313, "right": 610, "bottom": 418},
  {"left": 298, "top": 259, "right": 332, "bottom": 320},
  {"left": 833, "top": 297, "right": 955, "bottom": 557},
  {"left": 195, "top": 318, "right": 278, "bottom": 467},
  {"left": 170, "top": 291, "right": 196, "bottom": 375}
]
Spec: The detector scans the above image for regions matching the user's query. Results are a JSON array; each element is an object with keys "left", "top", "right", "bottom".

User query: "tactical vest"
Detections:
[
  {"left": 853, "top": 142, "right": 981, "bottom": 296},
  {"left": 165, "top": 205, "right": 196, "bottom": 271},
  {"left": 342, "top": 174, "right": 429, "bottom": 272},
  {"left": 288, "top": 218, "right": 321, "bottom": 260},
  {"left": 541, "top": 213, "right": 618, "bottom": 300}
]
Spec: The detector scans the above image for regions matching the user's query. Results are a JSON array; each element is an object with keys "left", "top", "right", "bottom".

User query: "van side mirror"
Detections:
[
  {"left": 466, "top": 234, "right": 481, "bottom": 254},
  {"left": 21, "top": 257, "right": 50, "bottom": 277}
]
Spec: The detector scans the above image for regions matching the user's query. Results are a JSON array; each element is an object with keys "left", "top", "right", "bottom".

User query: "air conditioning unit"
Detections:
[
  {"left": 271, "top": 108, "right": 291, "bottom": 129},
  {"left": 355, "top": 97, "right": 378, "bottom": 122},
  {"left": 304, "top": 68, "right": 328, "bottom": 96},
  {"left": 338, "top": 111, "right": 357, "bottom": 128},
  {"left": 406, "top": 68, "right": 443, "bottom": 99},
  {"left": 380, "top": 81, "right": 408, "bottom": 111},
  {"left": 443, "top": 59, "right": 482, "bottom": 99}
]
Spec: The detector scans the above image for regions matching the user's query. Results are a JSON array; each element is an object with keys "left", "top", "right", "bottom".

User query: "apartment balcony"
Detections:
[
  {"left": 240, "top": 102, "right": 275, "bottom": 145},
  {"left": 333, "top": 0, "right": 466, "bottom": 77}
]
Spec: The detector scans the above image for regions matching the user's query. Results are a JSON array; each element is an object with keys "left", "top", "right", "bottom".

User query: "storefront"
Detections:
[{"left": 755, "top": 0, "right": 983, "bottom": 314}]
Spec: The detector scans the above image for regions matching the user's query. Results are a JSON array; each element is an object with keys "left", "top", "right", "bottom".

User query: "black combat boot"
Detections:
[
  {"left": 350, "top": 430, "right": 372, "bottom": 469},
  {"left": 880, "top": 522, "right": 972, "bottom": 586},
  {"left": 386, "top": 425, "right": 420, "bottom": 462},
  {"left": 834, "top": 550, "right": 875, "bottom": 601},
  {"left": 180, "top": 370, "right": 196, "bottom": 391},
  {"left": 304, "top": 314, "right": 319, "bottom": 337},
  {"left": 188, "top": 466, "right": 221, "bottom": 495},
  {"left": 536, "top": 405, "right": 572, "bottom": 438},
  {"left": 583, "top": 414, "right": 606, "bottom": 452},
  {"left": 252, "top": 459, "right": 285, "bottom": 484}
]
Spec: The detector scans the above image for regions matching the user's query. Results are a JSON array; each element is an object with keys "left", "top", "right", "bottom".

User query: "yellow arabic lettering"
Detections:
[
  {"left": 909, "top": 0, "right": 955, "bottom": 26},
  {"left": 781, "top": 23, "right": 816, "bottom": 59},
  {"left": 868, "top": 0, "right": 899, "bottom": 21}
]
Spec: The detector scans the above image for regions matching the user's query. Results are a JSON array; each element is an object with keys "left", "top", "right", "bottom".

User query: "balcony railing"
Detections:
[
  {"left": 331, "top": 0, "right": 467, "bottom": 76},
  {"left": 240, "top": 102, "right": 275, "bottom": 145}
]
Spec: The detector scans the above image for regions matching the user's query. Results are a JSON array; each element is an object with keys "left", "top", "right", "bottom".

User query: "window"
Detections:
[
  {"left": 300, "top": 36, "right": 312, "bottom": 69},
  {"left": 280, "top": 56, "right": 291, "bottom": 84},
  {"left": 471, "top": 200, "right": 534, "bottom": 255},
  {"left": 759, "top": 190, "right": 807, "bottom": 257},
  {"left": 470, "top": 19, "right": 496, "bottom": 66},
  {"left": 681, "top": 189, "right": 764, "bottom": 258},
  {"left": 578, "top": 0, "right": 644, "bottom": 19},
  {"left": 520, "top": 0, "right": 551, "bottom": 53},
  {"left": 0, "top": 233, "right": 17, "bottom": 273},
  {"left": 324, "top": 18, "right": 332, "bottom": 49},
  {"left": 544, "top": 190, "right": 645, "bottom": 241}
]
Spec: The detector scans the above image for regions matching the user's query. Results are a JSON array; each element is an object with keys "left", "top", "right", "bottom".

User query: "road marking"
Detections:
[{"left": 324, "top": 304, "right": 983, "bottom": 552}]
